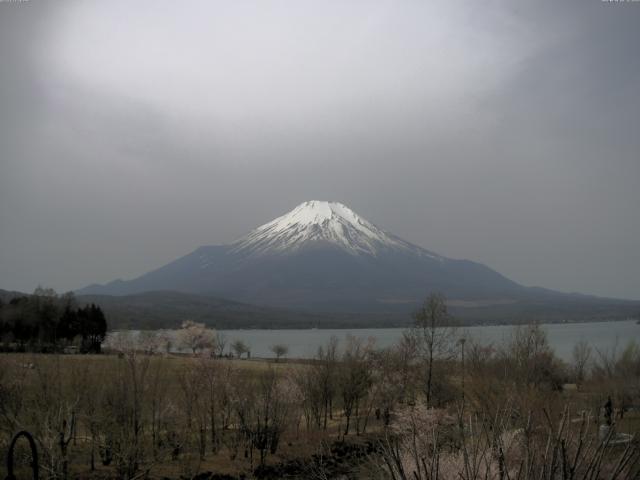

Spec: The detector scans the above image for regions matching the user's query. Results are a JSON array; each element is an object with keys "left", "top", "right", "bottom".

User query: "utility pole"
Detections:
[{"left": 459, "top": 337, "right": 466, "bottom": 410}]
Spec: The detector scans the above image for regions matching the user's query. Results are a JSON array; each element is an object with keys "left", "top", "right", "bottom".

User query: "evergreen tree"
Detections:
[
  {"left": 0, "top": 290, "right": 108, "bottom": 352},
  {"left": 58, "top": 306, "right": 79, "bottom": 341}
]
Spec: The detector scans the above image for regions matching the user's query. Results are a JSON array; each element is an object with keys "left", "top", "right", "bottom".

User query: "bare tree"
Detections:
[
  {"left": 294, "top": 366, "right": 324, "bottom": 430},
  {"left": 177, "top": 358, "right": 208, "bottom": 473},
  {"left": 231, "top": 339, "right": 249, "bottom": 359},
  {"left": 214, "top": 331, "right": 227, "bottom": 358},
  {"left": 196, "top": 356, "right": 235, "bottom": 453},
  {"left": 592, "top": 339, "right": 640, "bottom": 420},
  {"left": 339, "top": 335, "right": 374, "bottom": 435},
  {"left": 294, "top": 337, "right": 341, "bottom": 432},
  {"left": 147, "top": 357, "right": 170, "bottom": 461},
  {"left": 502, "top": 323, "right": 563, "bottom": 389},
  {"left": 367, "top": 342, "right": 417, "bottom": 430},
  {"left": 412, "top": 293, "right": 456, "bottom": 406},
  {"left": 572, "top": 339, "right": 592, "bottom": 384},
  {"left": 98, "top": 345, "right": 153, "bottom": 479},
  {"left": 316, "top": 336, "right": 339, "bottom": 430},
  {"left": 30, "top": 356, "right": 78, "bottom": 479},
  {"left": 394, "top": 332, "right": 420, "bottom": 405},
  {"left": 270, "top": 344, "right": 289, "bottom": 362},
  {"left": 232, "top": 368, "right": 297, "bottom": 466}
]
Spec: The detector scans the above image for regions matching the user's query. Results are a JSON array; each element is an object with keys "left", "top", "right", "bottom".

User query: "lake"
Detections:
[{"left": 109, "top": 320, "right": 640, "bottom": 362}]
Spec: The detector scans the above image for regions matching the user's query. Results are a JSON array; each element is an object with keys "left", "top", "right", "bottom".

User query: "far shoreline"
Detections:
[{"left": 110, "top": 316, "right": 637, "bottom": 332}]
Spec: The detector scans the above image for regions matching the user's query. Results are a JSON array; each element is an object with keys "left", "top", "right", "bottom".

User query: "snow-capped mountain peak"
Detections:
[
  {"left": 231, "top": 200, "right": 427, "bottom": 257},
  {"left": 77, "top": 200, "right": 529, "bottom": 311}
]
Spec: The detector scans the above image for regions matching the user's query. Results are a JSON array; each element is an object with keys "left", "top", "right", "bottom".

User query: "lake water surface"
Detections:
[{"left": 111, "top": 320, "right": 640, "bottom": 362}]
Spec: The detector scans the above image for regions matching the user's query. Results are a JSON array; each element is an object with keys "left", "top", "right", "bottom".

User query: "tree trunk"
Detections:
[
  {"left": 323, "top": 398, "right": 328, "bottom": 430},
  {"left": 426, "top": 343, "right": 434, "bottom": 406}
]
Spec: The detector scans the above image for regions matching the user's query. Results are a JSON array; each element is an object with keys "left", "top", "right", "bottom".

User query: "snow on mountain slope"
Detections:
[{"left": 231, "top": 200, "right": 442, "bottom": 258}]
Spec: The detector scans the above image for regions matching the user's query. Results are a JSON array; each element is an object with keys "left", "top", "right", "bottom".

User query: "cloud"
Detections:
[{"left": 0, "top": 0, "right": 638, "bottom": 299}]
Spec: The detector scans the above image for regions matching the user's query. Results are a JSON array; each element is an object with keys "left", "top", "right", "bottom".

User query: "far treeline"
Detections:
[
  {"left": 0, "top": 287, "right": 107, "bottom": 353},
  {"left": 76, "top": 290, "right": 640, "bottom": 331}
]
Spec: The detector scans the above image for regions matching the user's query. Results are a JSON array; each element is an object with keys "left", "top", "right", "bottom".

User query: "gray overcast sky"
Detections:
[{"left": 1, "top": 0, "right": 639, "bottom": 300}]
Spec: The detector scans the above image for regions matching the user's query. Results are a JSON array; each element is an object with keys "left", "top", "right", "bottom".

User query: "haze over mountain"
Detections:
[{"left": 78, "top": 200, "right": 622, "bottom": 316}]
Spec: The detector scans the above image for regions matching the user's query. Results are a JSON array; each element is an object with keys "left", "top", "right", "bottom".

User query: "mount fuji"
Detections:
[{"left": 79, "top": 201, "right": 532, "bottom": 312}]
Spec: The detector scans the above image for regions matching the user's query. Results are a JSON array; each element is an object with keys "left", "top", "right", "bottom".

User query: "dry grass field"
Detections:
[{"left": 1, "top": 323, "right": 639, "bottom": 479}]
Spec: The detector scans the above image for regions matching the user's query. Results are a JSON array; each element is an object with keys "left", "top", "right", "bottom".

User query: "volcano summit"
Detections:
[{"left": 231, "top": 200, "right": 439, "bottom": 258}]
